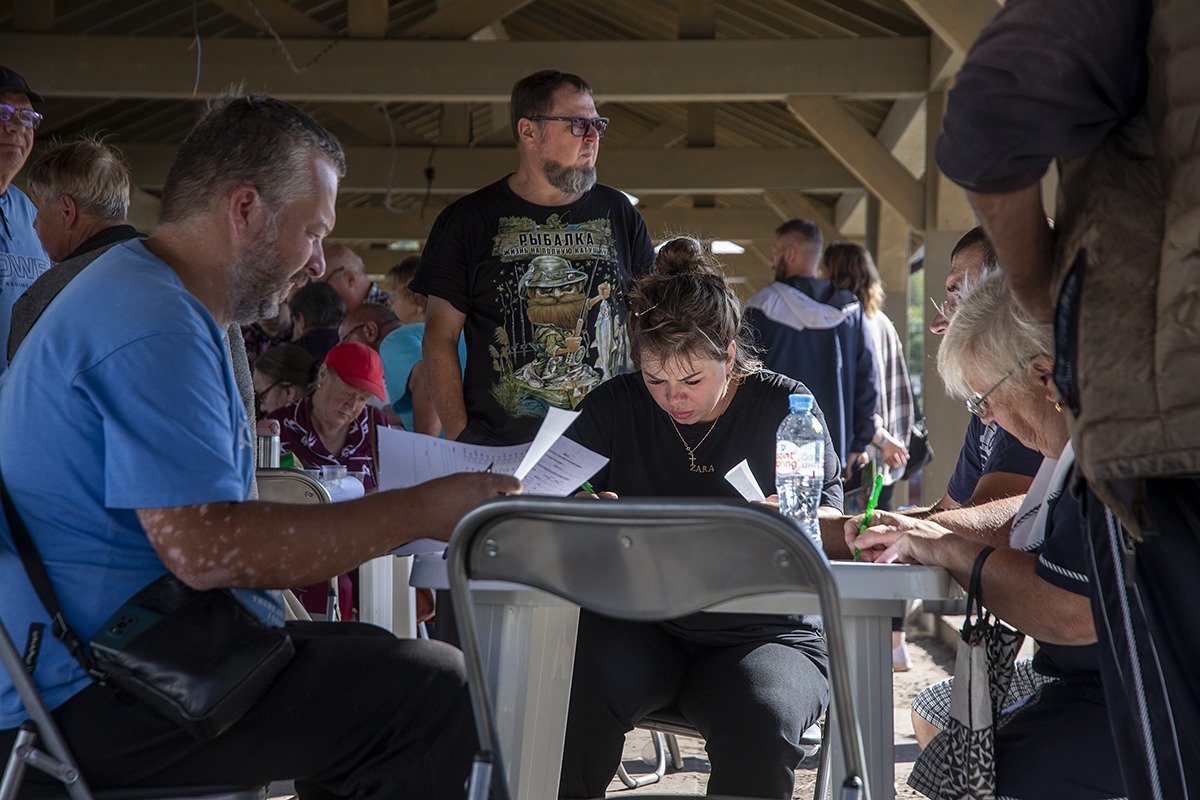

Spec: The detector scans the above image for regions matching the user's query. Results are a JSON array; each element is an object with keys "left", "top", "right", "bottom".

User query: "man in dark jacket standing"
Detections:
[
  {"left": 937, "top": 2, "right": 1199, "bottom": 797},
  {"left": 745, "top": 218, "right": 878, "bottom": 473}
]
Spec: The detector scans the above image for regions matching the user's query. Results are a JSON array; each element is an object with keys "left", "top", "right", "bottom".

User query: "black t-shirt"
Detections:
[
  {"left": 567, "top": 370, "right": 842, "bottom": 509},
  {"left": 413, "top": 177, "right": 655, "bottom": 445},
  {"left": 567, "top": 370, "right": 842, "bottom": 644}
]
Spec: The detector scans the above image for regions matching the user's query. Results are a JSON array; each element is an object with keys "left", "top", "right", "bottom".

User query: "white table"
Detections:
[{"left": 411, "top": 556, "right": 961, "bottom": 800}]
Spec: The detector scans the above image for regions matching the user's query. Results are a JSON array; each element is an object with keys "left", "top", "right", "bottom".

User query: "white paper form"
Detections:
[
  {"left": 514, "top": 407, "right": 581, "bottom": 478},
  {"left": 519, "top": 435, "right": 610, "bottom": 496},
  {"left": 376, "top": 427, "right": 527, "bottom": 490},
  {"left": 724, "top": 458, "right": 766, "bottom": 502},
  {"left": 376, "top": 414, "right": 607, "bottom": 497}
]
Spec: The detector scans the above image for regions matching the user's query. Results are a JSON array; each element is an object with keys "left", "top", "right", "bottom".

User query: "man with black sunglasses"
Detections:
[
  {"left": 0, "top": 65, "right": 50, "bottom": 377},
  {"left": 413, "top": 69, "right": 654, "bottom": 447}
]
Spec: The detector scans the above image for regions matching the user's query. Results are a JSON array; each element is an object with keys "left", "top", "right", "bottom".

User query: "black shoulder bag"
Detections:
[{"left": 2, "top": 481, "right": 294, "bottom": 741}]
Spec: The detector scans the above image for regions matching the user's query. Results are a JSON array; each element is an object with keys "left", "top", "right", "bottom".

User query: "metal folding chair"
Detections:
[
  {"left": 0, "top": 611, "right": 264, "bottom": 800},
  {"left": 616, "top": 713, "right": 828, "bottom": 797},
  {"left": 447, "top": 496, "right": 867, "bottom": 800},
  {"left": 255, "top": 469, "right": 338, "bottom": 621}
]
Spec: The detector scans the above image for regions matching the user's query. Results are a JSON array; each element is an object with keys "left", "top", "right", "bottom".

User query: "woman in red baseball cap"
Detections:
[
  {"left": 267, "top": 342, "right": 390, "bottom": 621},
  {"left": 268, "top": 341, "right": 389, "bottom": 490}
]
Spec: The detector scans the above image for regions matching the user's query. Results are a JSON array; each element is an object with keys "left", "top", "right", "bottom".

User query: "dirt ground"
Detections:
[
  {"left": 605, "top": 630, "right": 955, "bottom": 799},
  {"left": 266, "top": 630, "right": 955, "bottom": 800}
]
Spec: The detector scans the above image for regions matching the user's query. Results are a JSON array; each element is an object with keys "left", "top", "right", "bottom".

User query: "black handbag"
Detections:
[
  {"left": 2, "top": 482, "right": 294, "bottom": 741},
  {"left": 902, "top": 394, "right": 935, "bottom": 481}
]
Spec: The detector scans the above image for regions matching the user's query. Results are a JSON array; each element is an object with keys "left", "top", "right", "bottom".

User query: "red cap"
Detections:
[{"left": 324, "top": 342, "right": 387, "bottom": 402}]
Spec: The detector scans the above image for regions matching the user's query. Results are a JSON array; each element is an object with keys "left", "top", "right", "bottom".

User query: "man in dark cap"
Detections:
[{"left": 0, "top": 65, "right": 50, "bottom": 376}]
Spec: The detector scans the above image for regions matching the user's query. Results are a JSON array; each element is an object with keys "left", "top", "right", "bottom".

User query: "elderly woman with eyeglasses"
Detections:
[{"left": 847, "top": 271, "right": 1126, "bottom": 800}]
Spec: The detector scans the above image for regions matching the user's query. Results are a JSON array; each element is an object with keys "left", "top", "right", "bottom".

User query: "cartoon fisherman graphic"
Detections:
[{"left": 513, "top": 254, "right": 610, "bottom": 408}]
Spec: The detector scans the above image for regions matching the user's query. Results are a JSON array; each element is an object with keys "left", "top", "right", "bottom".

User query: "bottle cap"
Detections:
[{"left": 788, "top": 393, "right": 814, "bottom": 413}]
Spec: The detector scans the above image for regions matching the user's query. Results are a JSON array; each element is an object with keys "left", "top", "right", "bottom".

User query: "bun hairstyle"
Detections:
[{"left": 629, "top": 236, "right": 762, "bottom": 378}]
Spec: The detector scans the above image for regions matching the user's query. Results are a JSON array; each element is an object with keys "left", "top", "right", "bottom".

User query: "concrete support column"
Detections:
[
  {"left": 916, "top": 89, "right": 976, "bottom": 505},
  {"left": 867, "top": 195, "right": 916, "bottom": 505},
  {"left": 920, "top": 230, "right": 970, "bottom": 504}
]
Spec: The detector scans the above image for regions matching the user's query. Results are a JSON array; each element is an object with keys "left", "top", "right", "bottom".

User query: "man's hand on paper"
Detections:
[
  {"left": 758, "top": 493, "right": 780, "bottom": 508},
  {"left": 843, "top": 509, "right": 951, "bottom": 563},
  {"left": 409, "top": 472, "right": 522, "bottom": 543}
]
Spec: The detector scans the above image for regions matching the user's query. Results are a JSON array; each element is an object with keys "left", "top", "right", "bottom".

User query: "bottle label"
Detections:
[{"left": 776, "top": 440, "right": 822, "bottom": 479}]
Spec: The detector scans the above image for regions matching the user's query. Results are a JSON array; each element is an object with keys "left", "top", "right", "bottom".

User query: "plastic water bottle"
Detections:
[{"left": 776, "top": 393, "right": 825, "bottom": 550}]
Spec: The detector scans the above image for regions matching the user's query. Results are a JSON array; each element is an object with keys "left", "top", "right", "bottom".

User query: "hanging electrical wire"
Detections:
[{"left": 241, "top": 0, "right": 340, "bottom": 74}]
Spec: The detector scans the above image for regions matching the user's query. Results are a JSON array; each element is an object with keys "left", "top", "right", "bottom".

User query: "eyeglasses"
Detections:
[
  {"left": 930, "top": 294, "right": 959, "bottom": 320},
  {"left": 527, "top": 115, "right": 609, "bottom": 138},
  {"left": 966, "top": 366, "right": 1019, "bottom": 418},
  {"left": 254, "top": 381, "right": 282, "bottom": 415},
  {"left": 0, "top": 103, "right": 43, "bottom": 131}
]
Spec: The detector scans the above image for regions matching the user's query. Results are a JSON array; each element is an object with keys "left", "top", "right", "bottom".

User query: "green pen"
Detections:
[
  {"left": 580, "top": 480, "right": 596, "bottom": 494},
  {"left": 854, "top": 473, "right": 884, "bottom": 561}
]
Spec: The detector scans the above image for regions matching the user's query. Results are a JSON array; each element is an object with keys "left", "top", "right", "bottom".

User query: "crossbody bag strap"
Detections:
[{"left": 0, "top": 480, "right": 100, "bottom": 678}]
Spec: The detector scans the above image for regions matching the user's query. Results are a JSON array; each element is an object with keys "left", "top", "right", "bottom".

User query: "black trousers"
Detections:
[
  {"left": 558, "top": 611, "right": 829, "bottom": 799},
  {"left": 994, "top": 674, "right": 1126, "bottom": 799},
  {"left": 1082, "top": 478, "right": 1200, "bottom": 800},
  {"left": 0, "top": 622, "right": 477, "bottom": 799}
]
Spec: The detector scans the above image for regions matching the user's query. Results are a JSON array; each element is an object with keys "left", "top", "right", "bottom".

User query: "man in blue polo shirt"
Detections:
[
  {"left": 0, "top": 65, "right": 50, "bottom": 377},
  {"left": 0, "top": 93, "right": 517, "bottom": 799},
  {"left": 930, "top": 229, "right": 1044, "bottom": 511}
]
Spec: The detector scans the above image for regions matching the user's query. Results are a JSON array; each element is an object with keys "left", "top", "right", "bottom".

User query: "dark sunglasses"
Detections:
[{"left": 527, "top": 115, "right": 609, "bottom": 138}]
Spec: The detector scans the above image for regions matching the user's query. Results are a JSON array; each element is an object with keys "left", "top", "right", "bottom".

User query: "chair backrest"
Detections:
[
  {"left": 254, "top": 469, "right": 331, "bottom": 505},
  {"left": 447, "top": 496, "right": 867, "bottom": 798}
]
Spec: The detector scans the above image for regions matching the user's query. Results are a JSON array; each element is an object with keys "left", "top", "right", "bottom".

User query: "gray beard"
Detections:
[
  {"left": 542, "top": 159, "right": 597, "bottom": 195},
  {"left": 228, "top": 235, "right": 291, "bottom": 326}
]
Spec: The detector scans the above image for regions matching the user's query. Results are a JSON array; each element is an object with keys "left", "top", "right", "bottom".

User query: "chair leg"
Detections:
[
  {"left": 326, "top": 577, "right": 341, "bottom": 622},
  {"left": 0, "top": 726, "right": 90, "bottom": 800},
  {"left": 466, "top": 752, "right": 493, "bottom": 800},
  {"left": 664, "top": 733, "right": 683, "bottom": 770},
  {"left": 615, "top": 731, "right": 668, "bottom": 789},
  {"left": 812, "top": 718, "right": 831, "bottom": 800},
  {"left": 0, "top": 726, "right": 30, "bottom": 800}
]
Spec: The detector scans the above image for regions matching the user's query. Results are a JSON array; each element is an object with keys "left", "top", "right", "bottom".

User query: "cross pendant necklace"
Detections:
[{"left": 670, "top": 416, "right": 720, "bottom": 473}]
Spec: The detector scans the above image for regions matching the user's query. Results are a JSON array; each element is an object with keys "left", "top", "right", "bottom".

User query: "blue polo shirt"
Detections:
[
  {"left": 946, "top": 416, "right": 1045, "bottom": 504},
  {"left": 0, "top": 185, "right": 51, "bottom": 377},
  {"left": 0, "top": 240, "right": 257, "bottom": 727}
]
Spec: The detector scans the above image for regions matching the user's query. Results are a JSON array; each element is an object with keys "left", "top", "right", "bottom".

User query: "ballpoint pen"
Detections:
[
  {"left": 580, "top": 480, "right": 596, "bottom": 494},
  {"left": 854, "top": 473, "right": 884, "bottom": 561}
]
